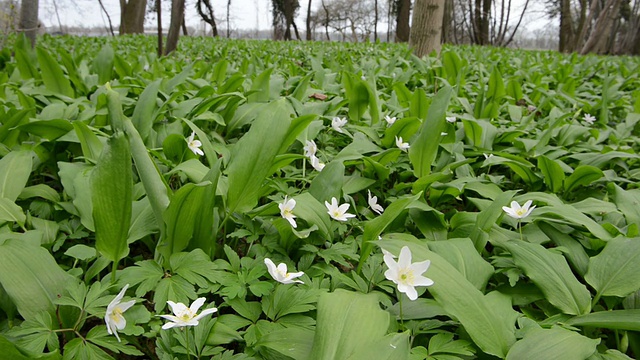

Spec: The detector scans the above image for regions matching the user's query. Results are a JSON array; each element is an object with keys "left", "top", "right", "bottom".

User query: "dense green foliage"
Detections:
[{"left": 1, "top": 34, "right": 640, "bottom": 359}]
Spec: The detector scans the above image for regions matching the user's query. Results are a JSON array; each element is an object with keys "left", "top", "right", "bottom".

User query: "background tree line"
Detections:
[{"left": 7, "top": 0, "right": 640, "bottom": 56}]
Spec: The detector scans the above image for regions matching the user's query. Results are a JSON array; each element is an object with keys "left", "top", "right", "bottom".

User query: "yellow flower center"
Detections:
[
  {"left": 177, "top": 309, "right": 195, "bottom": 322},
  {"left": 399, "top": 270, "right": 414, "bottom": 285},
  {"left": 515, "top": 209, "right": 526, "bottom": 216},
  {"left": 332, "top": 210, "right": 341, "bottom": 218},
  {"left": 283, "top": 209, "right": 292, "bottom": 217}
]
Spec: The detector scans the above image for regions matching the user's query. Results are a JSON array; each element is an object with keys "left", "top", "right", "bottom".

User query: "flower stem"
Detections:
[
  {"left": 185, "top": 327, "right": 191, "bottom": 360},
  {"left": 111, "top": 260, "right": 118, "bottom": 284},
  {"left": 398, "top": 292, "right": 404, "bottom": 327},
  {"left": 518, "top": 220, "right": 523, "bottom": 241}
]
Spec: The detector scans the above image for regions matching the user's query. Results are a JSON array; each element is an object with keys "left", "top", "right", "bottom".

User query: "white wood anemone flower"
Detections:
[
  {"left": 325, "top": 197, "right": 356, "bottom": 221},
  {"left": 502, "top": 200, "right": 536, "bottom": 219},
  {"left": 264, "top": 258, "right": 304, "bottom": 284},
  {"left": 367, "top": 190, "right": 384, "bottom": 215},
  {"left": 332, "top": 116, "right": 348, "bottom": 133},
  {"left": 583, "top": 114, "right": 596, "bottom": 125},
  {"left": 383, "top": 246, "right": 434, "bottom": 301},
  {"left": 105, "top": 284, "right": 135, "bottom": 342},
  {"left": 395, "top": 136, "right": 410, "bottom": 152},
  {"left": 385, "top": 115, "right": 397, "bottom": 126},
  {"left": 186, "top": 132, "right": 204, "bottom": 156},
  {"left": 304, "top": 140, "right": 318, "bottom": 158},
  {"left": 446, "top": 116, "right": 456, "bottom": 123},
  {"left": 309, "top": 155, "right": 325, "bottom": 171},
  {"left": 279, "top": 196, "right": 297, "bottom": 228},
  {"left": 160, "top": 298, "right": 217, "bottom": 330}
]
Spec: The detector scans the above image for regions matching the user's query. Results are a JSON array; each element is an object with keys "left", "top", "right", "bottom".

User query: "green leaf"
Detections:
[
  {"left": 36, "top": 47, "right": 74, "bottom": 98},
  {"left": 609, "top": 184, "right": 640, "bottom": 229},
  {"left": 5, "top": 312, "right": 60, "bottom": 355},
  {"left": 0, "top": 198, "right": 26, "bottom": 226},
  {"left": 62, "top": 337, "right": 112, "bottom": 360},
  {"left": 538, "top": 222, "right": 589, "bottom": 277},
  {"left": 131, "top": 79, "right": 161, "bottom": 142},
  {"left": 292, "top": 192, "right": 332, "bottom": 239},
  {"left": 0, "top": 150, "right": 33, "bottom": 202},
  {"left": 92, "top": 45, "right": 114, "bottom": 85},
  {"left": 585, "top": 237, "right": 640, "bottom": 298},
  {"left": 263, "top": 285, "right": 319, "bottom": 321},
  {"left": 158, "top": 182, "right": 212, "bottom": 264},
  {"left": 0, "top": 240, "right": 73, "bottom": 320},
  {"left": 309, "top": 161, "right": 344, "bottom": 203},
  {"left": 170, "top": 249, "right": 218, "bottom": 287},
  {"left": 564, "top": 165, "right": 603, "bottom": 193},
  {"left": 153, "top": 275, "right": 197, "bottom": 313},
  {"left": 85, "top": 326, "right": 143, "bottom": 356},
  {"left": 255, "top": 327, "right": 315, "bottom": 360},
  {"left": 486, "top": 66, "right": 505, "bottom": 101},
  {"left": 537, "top": 156, "right": 565, "bottom": 193},
  {"left": 310, "top": 290, "right": 409, "bottom": 360},
  {"left": 118, "top": 260, "right": 164, "bottom": 298},
  {"left": 378, "top": 239, "right": 516, "bottom": 358},
  {"left": 64, "top": 245, "right": 97, "bottom": 261},
  {"left": 18, "top": 120, "right": 73, "bottom": 141},
  {"left": 502, "top": 241, "right": 591, "bottom": 315},
  {"left": 123, "top": 114, "right": 171, "bottom": 233},
  {"left": 505, "top": 327, "right": 598, "bottom": 360},
  {"left": 226, "top": 99, "right": 292, "bottom": 214},
  {"left": 428, "top": 239, "right": 494, "bottom": 290},
  {"left": 343, "top": 72, "right": 369, "bottom": 121},
  {"left": 0, "top": 333, "right": 60, "bottom": 360},
  {"left": 248, "top": 67, "right": 274, "bottom": 103},
  {"left": 72, "top": 122, "right": 104, "bottom": 164},
  {"left": 409, "top": 85, "right": 453, "bottom": 178},
  {"left": 565, "top": 309, "right": 640, "bottom": 331},
  {"left": 91, "top": 132, "right": 132, "bottom": 263}
]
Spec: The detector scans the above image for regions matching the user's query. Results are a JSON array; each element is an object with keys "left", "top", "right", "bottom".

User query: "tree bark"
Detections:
[
  {"left": 196, "top": 0, "right": 218, "bottom": 36},
  {"left": 306, "top": 0, "right": 312, "bottom": 40},
  {"left": 19, "top": 0, "right": 39, "bottom": 47},
  {"left": 156, "top": 0, "right": 162, "bottom": 56},
  {"left": 165, "top": 0, "right": 186, "bottom": 55},
  {"left": 559, "top": 0, "right": 574, "bottom": 52},
  {"left": 410, "top": 0, "right": 446, "bottom": 56},
  {"left": 442, "top": 0, "right": 453, "bottom": 43},
  {"left": 119, "top": 0, "right": 147, "bottom": 34},
  {"left": 374, "top": 0, "right": 378, "bottom": 41},
  {"left": 580, "top": 0, "right": 622, "bottom": 54},
  {"left": 395, "top": 0, "right": 411, "bottom": 42}
]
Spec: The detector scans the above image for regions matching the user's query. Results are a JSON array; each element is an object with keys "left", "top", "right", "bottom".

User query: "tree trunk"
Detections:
[
  {"left": 580, "top": 0, "right": 622, "bottom": 54},
  {"left": 156, "top": 0, "right": 163, "bottom": 56},
  {"left": 19, "top": 0, "right": 39, "bottom": 47},
  {"left": 306, "top": 0, "right": 312, "bottom": 40},
  {"left": 442, "top": 0, "right": 453, "bottom": 43},
  {"left": 181, "top": 14, "right": 188, "bottom": 35},
  {"left": 227, "top": 0, "right": 231, "bottom": 37},
  {"left": 559, "top": 0, "right": 574, "bottom": 52},
  {"left": 196, "top": 0, "right": 218, "bottom": 36},
  {"left": 119, "top": 0, "right": 147, "bottom": 34},
  {"left": 165, "top": 0, "right": 186, "bottom": 55},
  {"left": 374, "top": 0, "right": 378, "bottom": 41},
  {"left": 322, "top": 0, "right": 330, "bottom": 40},
  {"left": 480, "top": 0, "right": 490, "bottom": 44},
  {"left": 410, "top": 0, "right": 446, "bottom": 56},
  {"left": 395, "top": 0, "right": 411, "bottom": 42}
]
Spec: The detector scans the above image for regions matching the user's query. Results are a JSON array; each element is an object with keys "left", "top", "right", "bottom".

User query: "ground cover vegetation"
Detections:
[{"left": 0, "top": 34, "right": 640, "bottom": 359}]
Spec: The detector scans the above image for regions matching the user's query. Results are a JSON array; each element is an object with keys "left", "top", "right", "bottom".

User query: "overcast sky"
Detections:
[{"left": 37, "top": 0, "right": 552, "bottom": 35}]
